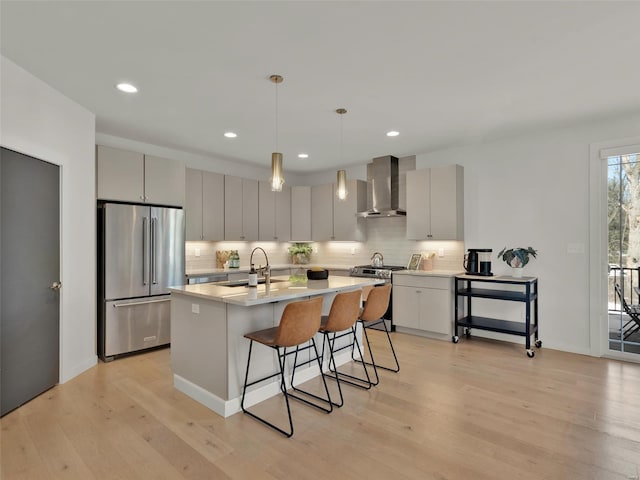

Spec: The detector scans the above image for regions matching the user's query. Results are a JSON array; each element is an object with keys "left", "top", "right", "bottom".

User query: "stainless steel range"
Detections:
[
  {"left": 350, "top": 264, "right": 406, "bottom": 280},
  {"left": 350, "top": 264, "right": 406, "bottom": 330}
]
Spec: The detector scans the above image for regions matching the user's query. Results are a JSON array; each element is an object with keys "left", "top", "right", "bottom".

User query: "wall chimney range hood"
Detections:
[{"left": 357, "top": 155, "right": 406, "bottom": 217}]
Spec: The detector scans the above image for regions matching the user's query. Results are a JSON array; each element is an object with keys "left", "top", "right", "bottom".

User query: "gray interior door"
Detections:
[{"left": 1, "top": 147, "right": 60, "bottom": 417}]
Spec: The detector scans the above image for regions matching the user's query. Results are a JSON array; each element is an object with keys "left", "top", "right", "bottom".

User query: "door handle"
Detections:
[
  {"left": 151, "top": 217, "right": 157, "bottom": 285},
  {"left": 50, "top": 281, "right": 62, "bottom": 291},
  {"left": 113, "top": 298, "right": 170, "bottom": 308},
  {"left": 142, "top": 217, "right": 148, "bottom": 285}
]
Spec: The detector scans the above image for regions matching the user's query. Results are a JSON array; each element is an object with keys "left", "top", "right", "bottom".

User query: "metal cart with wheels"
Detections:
[{"left": 453, "top": 274, "right": 540, "bottom": 357}]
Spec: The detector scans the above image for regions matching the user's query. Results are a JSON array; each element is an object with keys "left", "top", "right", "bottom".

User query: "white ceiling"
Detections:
[{"left": 2, "top": 1, "right": 639, "bottom": 173}]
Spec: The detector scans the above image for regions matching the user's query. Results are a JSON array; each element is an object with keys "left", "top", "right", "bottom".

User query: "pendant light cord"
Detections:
[
  {"left": 275, "top": 80, "right": 279, "bottom": 152},
  {"left": 340, "top": 111, "right": 343, "bottom": 163}
]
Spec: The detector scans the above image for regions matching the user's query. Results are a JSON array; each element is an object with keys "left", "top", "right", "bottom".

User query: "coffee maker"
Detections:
[{"left": 463, "top": 248, "right": 493, "bottom": 276}]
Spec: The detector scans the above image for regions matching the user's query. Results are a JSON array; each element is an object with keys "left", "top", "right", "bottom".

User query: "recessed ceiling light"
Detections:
[
  {"left": 224, "top": 132, "right": 237, "bottom": 138},
  {"left": 386, "top": 131, "right": 400, "bottom": 137},
  {"left": 116, "top": 83, "right": 138, "bottom": 93},
  {"left": 298, "top": 153, "right": 309, "bottom": 159}
]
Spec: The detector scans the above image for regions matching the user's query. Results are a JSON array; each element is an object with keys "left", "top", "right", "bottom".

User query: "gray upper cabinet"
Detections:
[
  {"left": 224, "top": 175, "right": 258, "bottom": 241},
  {"left": 202, "top": 171, "right": 225, "bottom": 241},
  {"left": 258, "top": 181, "right": 291, "bottom": 242},
  {"left": 291, "top": 186, "right": 312, "bottom": 241},
  {"left": 311, "top": 183, "right": 334, "bottom": 241},
  {"left": 144, "top": 155, "right": 186, "bottom": 207},
  {"left": 406, "top": 164, "right": 464, "bottom": 240},
  {"left": 185, "top": 168, "right": 224, "bottom": 241},
  {"left": 311, "top": 180, "right": 367, "bottom": 242},
  {"left": 96, "top": 145, "right": 185, "bottom": 207},
  {"left": 96, "top": 146, "right": 144, "bottom": 202},
  {"left": 333, "top": 179, "right": 367, "bottom": 242},
  {"left": 185, "top": 168, "right": 203, "bottom": 240}
]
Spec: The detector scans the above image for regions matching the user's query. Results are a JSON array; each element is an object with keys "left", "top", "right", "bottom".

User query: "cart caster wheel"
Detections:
[
  {"left": 452, "top": 335, "right": 459, "bottom": 344},
  {"left": 526, "top": 349, "right": 535, "bottom": 358},
  {"left": 464, "top": 328, "right": 471, "bottom": 337},
  {"left": 535, "top": 340, "right": 542, "bottom": 348}
]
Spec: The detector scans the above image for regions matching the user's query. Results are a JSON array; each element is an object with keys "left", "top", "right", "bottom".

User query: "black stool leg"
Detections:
[
  {"left": 241, "top": 342, "right": 295, "bottom": 438},
  {"left": 353, "top": 319, "right": 400, "bottom": 376},
  {"left": 321, "top": 332, "right": 345, "bottom": 407},
  {"left": 289, "top": 338, "right": 333, "bottom": 413},
  {"left": 325, "top": 325, "right": 375, "bottom": 389}
]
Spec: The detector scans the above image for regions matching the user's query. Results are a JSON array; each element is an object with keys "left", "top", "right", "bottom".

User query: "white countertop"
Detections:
[
  {"left": 186, "top": 264, "right": 353, "bottom": 277},
  {"left": 170, "top": 275, "right": 383, "bottom": 306},
  {"left": 392, "top": 269, "right": 463, "bottom": 278}
]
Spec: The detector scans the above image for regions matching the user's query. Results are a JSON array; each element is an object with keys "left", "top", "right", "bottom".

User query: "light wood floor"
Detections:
[{"left": 2, "top": 332, "right": 640, "bottom": 480}]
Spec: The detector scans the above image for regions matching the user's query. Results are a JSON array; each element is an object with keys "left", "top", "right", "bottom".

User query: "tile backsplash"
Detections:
[{"left": 186, "top": 216, "right": 464, "bottom": 272}]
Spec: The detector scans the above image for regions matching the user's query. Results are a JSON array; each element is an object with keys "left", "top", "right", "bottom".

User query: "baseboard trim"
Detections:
[{"left": 174, "top": 349, "right": 356, "bottom": 418}]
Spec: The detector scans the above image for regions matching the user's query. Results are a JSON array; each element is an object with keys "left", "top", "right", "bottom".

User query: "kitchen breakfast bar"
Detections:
[{"left": 169, "top": 276, "right": 383, "bottom": 417}]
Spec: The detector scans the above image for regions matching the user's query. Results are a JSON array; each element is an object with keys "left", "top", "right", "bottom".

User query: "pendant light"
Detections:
[
  {"left": 336, "top": 108, "right": 348, "bottom": 200},
  {"left": 270, "top": 74, "right": 284, "bottom": 192}
]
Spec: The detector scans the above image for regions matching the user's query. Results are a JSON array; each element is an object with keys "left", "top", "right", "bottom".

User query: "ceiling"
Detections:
[{"left": 2, "top": 1, "right": 639, "bottom": 173}]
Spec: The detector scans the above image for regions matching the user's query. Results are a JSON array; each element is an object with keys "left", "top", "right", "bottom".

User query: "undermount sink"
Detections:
[{"left": 213, "top": 279, "right": 286, "bottom": 288}]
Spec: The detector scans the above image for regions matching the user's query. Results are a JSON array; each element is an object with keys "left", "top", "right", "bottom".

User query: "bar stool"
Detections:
[
  {"left": 353, "top": 284, "right": 399, "bottom": 386},
  {"left": 314, "top": 289, "right": 370, "bottom": 406},
  {"left": 240, "top": 296, "right": 331, "bottom": 438}
]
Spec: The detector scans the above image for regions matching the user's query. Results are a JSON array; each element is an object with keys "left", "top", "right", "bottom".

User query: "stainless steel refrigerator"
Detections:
[{"left": 98, "top": 202, "right": 185, "bottom": 361}]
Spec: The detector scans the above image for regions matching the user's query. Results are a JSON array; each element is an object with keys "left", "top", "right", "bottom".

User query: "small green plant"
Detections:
[
  {"left": 498, "top": 247, "right": 538, "bottom": 268},
  {"left": 288, "top": 273, "right": 308, "bottom": 285},
  {"left": 288, "top": 243, "right": 312, "bottom": 256},
  {"left": 288, "top": 243, "right": 312, "bottom": 264}
]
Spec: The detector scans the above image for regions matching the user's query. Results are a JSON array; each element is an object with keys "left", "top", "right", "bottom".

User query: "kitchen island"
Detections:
[{"left": 169, "top": 275, "right": 383, "bottom": 417}]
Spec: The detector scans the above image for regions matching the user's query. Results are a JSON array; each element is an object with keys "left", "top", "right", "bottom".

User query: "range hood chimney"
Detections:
[{"left": 357, "top": 155, "right": 406, "bottom": 217}]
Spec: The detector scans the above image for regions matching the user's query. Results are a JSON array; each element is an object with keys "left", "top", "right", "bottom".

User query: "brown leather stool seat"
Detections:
[
  {"left": 240, "top": 296, "right": 331, "bottom": 438},
  {"left": 315, "top": 289, "right": 369, "bottom": 405},
  {"left": 353, "top": 284, "right": 400, "bottom": 386}
]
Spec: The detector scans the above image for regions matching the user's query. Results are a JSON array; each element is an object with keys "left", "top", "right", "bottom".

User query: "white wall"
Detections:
[
  {"left": 416, "top": 113, "right": 640, "bottom": 355},
  {"left": 0, "top": 56, "right": 97, "bottom": 382}
]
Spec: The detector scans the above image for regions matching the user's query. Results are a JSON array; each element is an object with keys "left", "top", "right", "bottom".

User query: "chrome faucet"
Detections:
[
  {"left": 250, "top": 247, "right": 271, "bottom": 286},
  {"left": 371, "top": 252, "right": 384, "bottom": 267}
]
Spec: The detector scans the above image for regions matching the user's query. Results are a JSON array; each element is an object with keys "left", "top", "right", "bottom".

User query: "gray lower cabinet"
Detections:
[{"left": 393, "top": 274, "right": 454, "bottom": 336}]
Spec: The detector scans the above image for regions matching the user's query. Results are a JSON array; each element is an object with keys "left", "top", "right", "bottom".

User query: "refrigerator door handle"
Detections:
[
  {"left": 112, "top": 298, "right": 170, "bottom": 308},
  {"left": 142, "top": 216, "right": 148, "bottom": 286},
  {"left": 151, "top": 217, "right": 158, "bottom": 285}
]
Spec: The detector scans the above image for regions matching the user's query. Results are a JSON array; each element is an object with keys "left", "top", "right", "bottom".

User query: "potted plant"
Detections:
[
  {"left": 288, "top": 243, "right": 312, "bottom": 265},
  {"left": 498, "top": 247, "right": 538, "bottom": 277}
]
